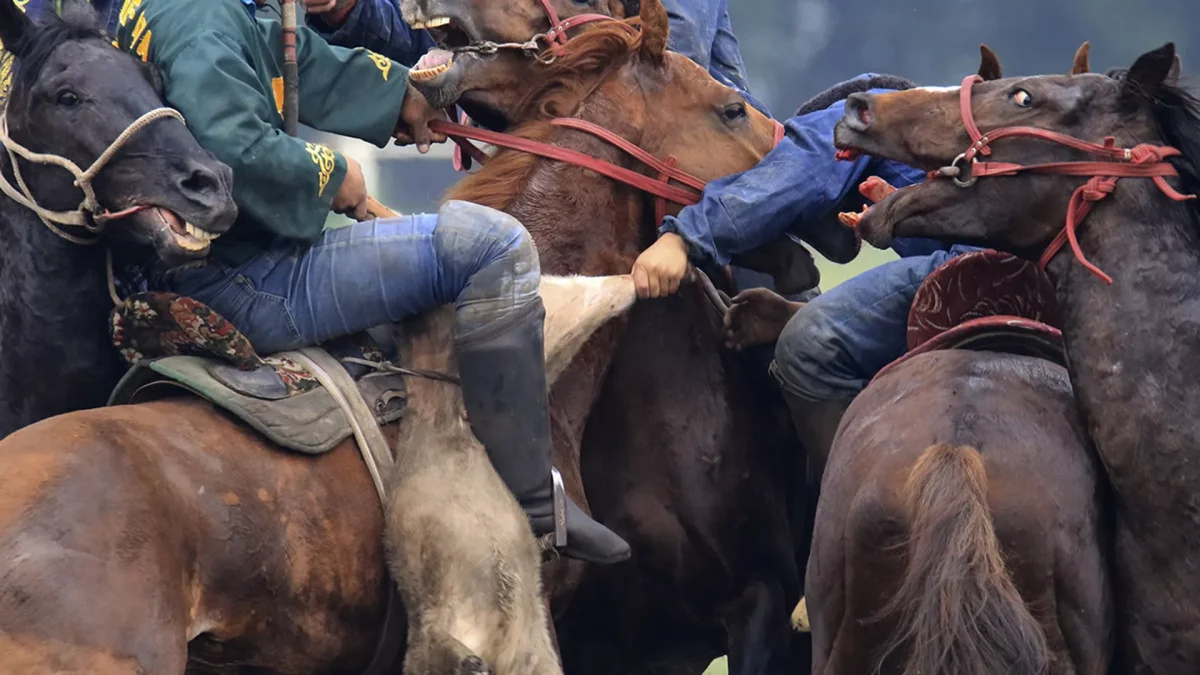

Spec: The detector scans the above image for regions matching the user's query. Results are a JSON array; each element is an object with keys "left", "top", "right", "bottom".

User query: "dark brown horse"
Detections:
[
  {"left": 715, "top": 48, "right": 1115, "bottom": 675},
  {"left": 0, "top": 2, "right": 787, "bottom": 672},
  {"left": 835, "top": 41, "right": 1200, "bottom": 674}
]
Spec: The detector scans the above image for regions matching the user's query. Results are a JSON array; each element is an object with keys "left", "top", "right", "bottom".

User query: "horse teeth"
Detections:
[
  {"left": 412, "top": 16, "right": 450, "bottom": 29},
  {"left": 410, "top": 63, "right": 451, "bottom": 81}
]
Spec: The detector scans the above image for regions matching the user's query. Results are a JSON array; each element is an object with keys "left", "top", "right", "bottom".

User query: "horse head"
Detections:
[
  {"left": 0, "top": 0, "right": 236, "bottom": 265},
  {"left": 403, "top": 0, "right": 641, "bottom": 128},
  {"left": 444, "top": 0, "right": 777, "bottom": 268},
  {"left": 831, "top": 42, "right": 1198, "bottom": 262}
]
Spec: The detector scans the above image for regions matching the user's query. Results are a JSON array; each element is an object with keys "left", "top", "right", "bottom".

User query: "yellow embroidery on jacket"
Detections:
[
  {"left": 366, "top": 51, "right": 392, "bottom": 81},
  {"left": 306, "top": 143, "right": 336, "bottom": 196}
]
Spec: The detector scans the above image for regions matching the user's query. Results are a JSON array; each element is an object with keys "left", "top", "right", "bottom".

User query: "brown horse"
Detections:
[
  {"left": 0, "top": 2, "right": 787, "bottom": 673},
  {"left": 835, "top": 42, "right": 1200, "bottom": 674},
  {"left": 433, "top": 6, "right": 805, "bottom": 674}
]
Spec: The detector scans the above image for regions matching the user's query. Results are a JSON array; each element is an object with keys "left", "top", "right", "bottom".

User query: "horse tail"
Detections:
[{"left": 880, "top": 443, "right": 1049, "bottom": 675}]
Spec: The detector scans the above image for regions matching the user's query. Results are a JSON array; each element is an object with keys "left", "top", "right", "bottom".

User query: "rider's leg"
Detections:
[
  {"left": 771, "top": 248, "right": 966, "bottom": 479},
  {"left": 164, "top": 200, "right": 630, "bottom": 564}
]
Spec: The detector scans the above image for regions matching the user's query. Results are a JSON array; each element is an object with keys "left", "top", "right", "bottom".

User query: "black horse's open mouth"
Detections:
[
  {"left": 410, "top": 47, "right": 458, "bottom": 83},
  {"left": 129, "top": 206, "right": 221, "bottom": 257}
]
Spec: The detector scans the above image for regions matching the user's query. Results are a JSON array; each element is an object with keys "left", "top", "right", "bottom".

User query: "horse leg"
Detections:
[
  {"left": 404, "top": 625, "right": 493, "bottom": 675},
  {"left": 724, "top": 579, "right": 790, "bottom": 675}
]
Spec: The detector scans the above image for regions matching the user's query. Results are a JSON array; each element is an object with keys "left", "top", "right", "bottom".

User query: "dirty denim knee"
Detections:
[
  {"left": 432, "top": 200, "right": 542, "bottom": 343},
  {"left": 770, "top": 249, "right": 967, "bottom": 401}
]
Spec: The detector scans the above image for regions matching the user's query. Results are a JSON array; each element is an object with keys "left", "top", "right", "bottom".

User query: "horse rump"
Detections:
[{"left": 877, "top": 443, "right": 1049, "bottom": 675}]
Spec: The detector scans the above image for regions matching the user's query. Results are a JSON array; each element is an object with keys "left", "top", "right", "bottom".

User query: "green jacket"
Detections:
[{"left": 114, "top": 0, "right": 411, "bottom": 263}]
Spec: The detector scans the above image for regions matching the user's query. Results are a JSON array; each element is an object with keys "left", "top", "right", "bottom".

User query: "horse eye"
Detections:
[
  {"left": 1011, "top": 89, "right": 1033, "bottom": 108},
  {"left": 56, "top": 91, "right": 80, "bottom": 107},
  {"left": 722, "top": 103, "right": 747, "bottom": 121}
]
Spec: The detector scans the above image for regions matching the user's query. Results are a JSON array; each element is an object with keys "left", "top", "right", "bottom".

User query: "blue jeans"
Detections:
[
  {"left": 771, "top": 245, "right": 980, "bottom": 401},
  {"left": 164, "top": 200, "right": 541, "bottom": 354}
]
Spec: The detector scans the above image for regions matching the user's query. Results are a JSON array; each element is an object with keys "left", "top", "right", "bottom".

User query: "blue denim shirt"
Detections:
[
  {"left": 658, "top": 73, "right": 949, "bottom": 265},
  {"left": 660, "top": 0, "right": 770, "bottom": 117},
  {"left": 307, "top": 0, "right": 437, "bottom": 66}
]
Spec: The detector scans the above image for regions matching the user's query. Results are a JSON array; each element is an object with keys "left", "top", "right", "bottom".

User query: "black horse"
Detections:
[{"left": 0, "top": 0, "right": 235, "bottom": 436}]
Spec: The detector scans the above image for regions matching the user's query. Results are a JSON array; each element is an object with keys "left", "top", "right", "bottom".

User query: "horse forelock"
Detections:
[{"left": 10, "top": 4, "right": 106, "bottom": 95}]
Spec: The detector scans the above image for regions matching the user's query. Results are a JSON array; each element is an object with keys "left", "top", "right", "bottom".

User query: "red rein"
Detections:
[
  {"left": 433, "top": 117, "right": 786, "bottom": 224},
  {"left": 933, "top": 73, "right": 1196, "bottom": 284}
]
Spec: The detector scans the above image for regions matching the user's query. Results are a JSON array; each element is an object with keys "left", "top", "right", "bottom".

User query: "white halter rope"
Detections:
[{"left": 0, "top": 106, "right": 186, "bottom": 304}]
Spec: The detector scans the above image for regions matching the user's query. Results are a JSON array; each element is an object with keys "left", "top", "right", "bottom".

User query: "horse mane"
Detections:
[
  {"left": 446, "top": 19, "right": 644, "bottom": 211},
  {"left": 796, "top": 74, "right": 918, "bottom": 116},
  {"left": 10, "top": 3, "right": 106, "bottom": 93}
]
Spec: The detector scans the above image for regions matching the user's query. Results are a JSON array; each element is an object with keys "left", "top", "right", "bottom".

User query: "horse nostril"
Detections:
[
  {"left": 844, "top": 93, "right": 873, "bottom": 131},
  {"left": 180, "top": 165, "right": 219, "bottom": 195}
]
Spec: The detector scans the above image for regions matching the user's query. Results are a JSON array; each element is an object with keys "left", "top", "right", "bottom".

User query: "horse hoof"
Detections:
[{"left": 459, "top": 655, "right": 492, "bottom": 675}]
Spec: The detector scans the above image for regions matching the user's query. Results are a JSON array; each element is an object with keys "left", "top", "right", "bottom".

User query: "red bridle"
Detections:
[
  {"left": 537, "top": 0, "right": 628, "bottom": 51},
  {"left": 438, "top": 1, "right": 788, "bottom": 225},
  {"left": 434, "top": 116, "right": 786, "bottom": 225},
  {"left": 930, "top": 73, "right": 1196, "bottom": 284}
]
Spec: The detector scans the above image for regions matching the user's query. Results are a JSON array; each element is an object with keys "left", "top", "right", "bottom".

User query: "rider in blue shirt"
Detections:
[{"left": 629, "top": 73, "right": 978, "bottom": 471}]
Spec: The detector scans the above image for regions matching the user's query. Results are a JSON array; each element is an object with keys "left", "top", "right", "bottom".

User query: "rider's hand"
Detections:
[
  {"left": 632, "top": 233, "right": 689, "bottom": 299},
  {"left": 303, "top": 0, "right": 356, "bottom": 25},
  {"left": 394, "top": 86, "right": 448, "bottom": 154},
  {"left": 333, "top": 156, "right": 370, "bottom": 221}
]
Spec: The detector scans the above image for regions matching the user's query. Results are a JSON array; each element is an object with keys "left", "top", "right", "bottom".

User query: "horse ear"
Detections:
[
  {"left": 1122, "top": 42, "right": 1178, "bottom": 102},
  {"left": 977, "top": 44, "right": 1002, "bottom": 81},
  {"left": 638, "top": 0, "right": 668, "bottom": 65},
  {"left": 1167, "top": 53, "right": 1182, "bottom": 87},
  {"left": 0, "top": 0, "right": 34, "bottom": 58},
  {"left": 1070, "top": 41, "right": 1090, "bottom": 75}
]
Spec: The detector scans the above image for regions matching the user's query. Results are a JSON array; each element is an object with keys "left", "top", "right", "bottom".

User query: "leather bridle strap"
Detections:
[
  {"left": 537, "top": 0, "right": 633, "bottom": 50},
  {"left": 932, "top": 73, "right": 1196, "bottom": 283},
  {"left": 430, "top": 118, "right": 703, "bottom": 207}
]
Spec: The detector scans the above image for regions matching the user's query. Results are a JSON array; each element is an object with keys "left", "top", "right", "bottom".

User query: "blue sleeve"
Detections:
[
  {"left": 709, "top": 4, "right": 771, "bottom": 117},
  {"left": 660, "top": 89, "right": 918, "bottom": 266},
  {"left": 305, "top": 0, "right": 435, "bottom": 66}
]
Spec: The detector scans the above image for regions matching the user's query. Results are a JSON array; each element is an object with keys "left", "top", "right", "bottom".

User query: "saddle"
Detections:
[
  {"left": 872, "top": 249, "right": 1066, "bottom": 383},
  {"left": 107, "top": 292, "right": 411, "bottom": 458}
]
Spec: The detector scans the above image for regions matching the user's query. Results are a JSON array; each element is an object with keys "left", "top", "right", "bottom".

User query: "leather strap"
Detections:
[{"left": 931, "top": 73, "right": 1197, "bottom": 283}]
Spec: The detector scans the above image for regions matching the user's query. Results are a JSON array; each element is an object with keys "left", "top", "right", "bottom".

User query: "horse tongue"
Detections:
[{"left": 414, "top": 49, "right": 454, "bottom": 72}]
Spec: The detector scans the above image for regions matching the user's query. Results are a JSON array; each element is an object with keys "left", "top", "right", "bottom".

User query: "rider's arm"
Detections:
[
  {"left": 708, "top": 3, "right": 771, "bottom": 116},
  {"left": 658, "top": 93, "right": 925, "bottom": 266},
  {"left": 160, "top": 31, "right": 348, "bottom": 241},
  {"left": 660, "top": 0, "right": 771, "bottom": 117},
  {"left": 267, "top": 21, "right": 412, "bottom": 143},
  {"left": 306, "top": 0, "right": 435, "bottom": 66}
]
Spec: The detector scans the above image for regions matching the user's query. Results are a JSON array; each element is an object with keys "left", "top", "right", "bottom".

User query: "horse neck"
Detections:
[
  {"left": 509, "top": 108, "right": 650, "bottom": 277},
  {"left": 0, "top": 155, "right": 122, "bottom": 434},
  {"left": 1048, "top": 180, "right": 1200, "bottom": 528}
]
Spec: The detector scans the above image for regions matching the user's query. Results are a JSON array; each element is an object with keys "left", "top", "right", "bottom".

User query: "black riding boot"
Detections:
[
  {"left": 782, "top": 392, "right": 854, "bottom": 484},
  {"left": 457, "top": 300, "right": 632, "bottom": 564}
]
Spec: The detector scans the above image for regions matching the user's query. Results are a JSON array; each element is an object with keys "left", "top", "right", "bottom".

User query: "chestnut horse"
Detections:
[
  {"left": 837, "top": 40, "right": 1200, "bottom": 675},
  {"left": 425, "top": 5, "right": 812, "bottom": 675},
  {"left": 0, "top": 2, "right": 786, "bottom": 673},
  {"left": 795, "top": 47, "right": 1116, "bottom": 675}
]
